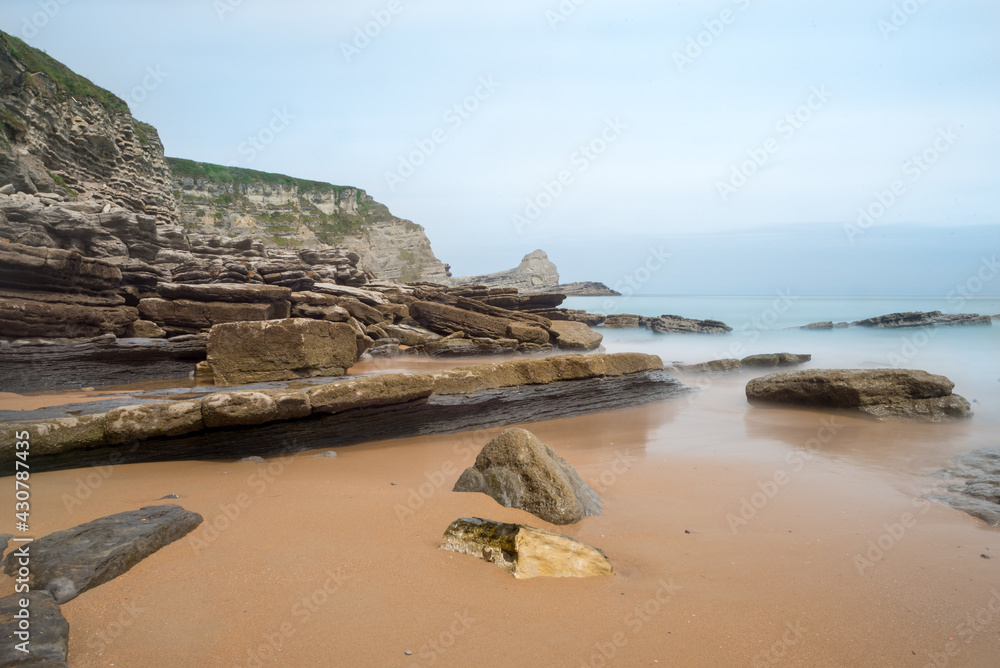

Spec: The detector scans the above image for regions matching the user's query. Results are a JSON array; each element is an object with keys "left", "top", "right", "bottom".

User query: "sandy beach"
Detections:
[{"left": 2, "top": 371, "right": 997, "bottom": 667}]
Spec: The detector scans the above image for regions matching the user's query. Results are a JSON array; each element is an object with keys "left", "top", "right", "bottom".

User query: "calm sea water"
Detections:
[{"left": 564, "top": 295, "right": 1000, "bottom": 423}]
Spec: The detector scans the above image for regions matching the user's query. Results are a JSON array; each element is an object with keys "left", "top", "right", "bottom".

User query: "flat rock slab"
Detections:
[
  {"left": 0, "top": 591, "right": 69, "bottom": 667},
  {"left": 440, "top": 517, "right": 614, "bottom": 578},
  {"left": 13, "top": 370, "right": 689, "bottom": 474},
  {"left": 646, "top": 314, "right": 732, "bottom": 334},
  {"left": 2, "top": 505, "right": 203, "bottom": 604},
  {"left": 156, "top": 282, "right": 291, "bottom": 303},
  {"left": 454, "top": 428, "right": 602, "bottom": 524},
  {"left": 745, "top": 368, "right": 972, "bottom": 422}
]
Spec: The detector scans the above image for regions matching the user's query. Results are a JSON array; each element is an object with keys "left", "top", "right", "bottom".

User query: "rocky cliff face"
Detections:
[
  {"left": 0, "top": 31, "right": 175, "bottom": 224},
  {"left": 447, "top": 250, "right": 559, "bottom": 291},
  {"left": 169, "top": 158, "right": 451, "bottom": 283}
]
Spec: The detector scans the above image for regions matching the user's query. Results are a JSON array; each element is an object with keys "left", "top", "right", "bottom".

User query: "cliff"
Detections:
[
  {"left": 0, "top": 31, "right": 175, "bottom": 223},
  {"left": 169, "top": 158, "right": 451, "bottom": 283}
]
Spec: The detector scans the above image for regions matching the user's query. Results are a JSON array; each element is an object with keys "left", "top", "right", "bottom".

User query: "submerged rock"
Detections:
[
  {"left": 603, "top": 314, "right": 642, "bottom": 328},
  {"left": 453, "top": 428, "right": 602, "bottom": 524},
  {"left": 646, "top": 314, "right": 732, "bottom": 334},
  {"left": 440, "top": 517, "right": 614, "bottom": 579},
  {"left": 2, "top": 505, "right": 202, "bottom": 604},
  {"left": 927, "top": 447, "right": 1000, "bottom": 527},
  {"left": 854, "top": 311, "right": 992, "bottom": 328},
  {"left": 745, "top": 369, "right": 972, "bottom": 422},
  {"left": 740, "top": 353, "right": 811, "bottom": 368},
  {"left": 0, "top": 591, "right": 69, "bottom": 667}
]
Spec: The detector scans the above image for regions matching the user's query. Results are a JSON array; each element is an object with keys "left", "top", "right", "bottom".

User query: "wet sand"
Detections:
[{"left": 2, "top": 373, "right": 999, "bottom": 667}]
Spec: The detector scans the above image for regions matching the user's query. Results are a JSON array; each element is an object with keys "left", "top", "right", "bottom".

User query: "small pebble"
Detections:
[
  {"left": 982, "top": 554, "right": 991, "bottom": 559},
  {"left": 158, "top": 494, "right": 179, "bottom": 500},
  {"left": 315, "top": 451, "right": 338, "bottom": 458},
  {"left": 391, "top": 482, "right": 397, "bottom": 486},
  {"left": 684, "top": 530, "right": 691, "bottom": 534},
  {"left": 405, "top": 651, "right": 412, "bottom": 656}
]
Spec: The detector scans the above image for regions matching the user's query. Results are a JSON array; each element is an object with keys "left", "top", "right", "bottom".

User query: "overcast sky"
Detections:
[{"left": 2, "top": 0, "right": 998, "bottom": 293}]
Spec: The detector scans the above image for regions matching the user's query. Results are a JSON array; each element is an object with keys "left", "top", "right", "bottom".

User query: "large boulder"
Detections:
[
  {"left": 547, "top": 320, "right": 603, "bottom": 351},
  {"left": 440, "top": 517, "right": 614, "bottom": 579},
  {"left": 453, "top": 428, "right": 602, "bottom": 524},
  {"left": 156, "top": 282, "right": 292, "bottom": 303},
  {"left": 0, "top": 298, "right": 139, "bottom": 338},
  {"left": 745, "top": 369, "right": 972, "bottom": 422},
  {"left": 2, "top": 505, "right": 202, "bottom": 604},
  {"left": 206, "top": 318, "right": 357, "bottom": 385},
  {"left": 0, "top": 591, "right": 69, "bottom": 667}
]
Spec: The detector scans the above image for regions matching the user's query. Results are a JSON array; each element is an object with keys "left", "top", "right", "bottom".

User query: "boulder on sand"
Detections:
[
  {"left": 745, "top": 368, "right": 972, "bottom": 422},
  {"left": 453, "top": 428, "right": 602, "bottom": 524},
  {"left": 0, "top": 591, "right": 69, "bottom": 666},
  {"left": 2, "top": 505, "right": 202, "bottom": 604},
  {"left": 206, "top": 318, "right": 357, "bottom": 385},
  {"left": 440, "top": 517, "right": 614, "bottom": 579}
]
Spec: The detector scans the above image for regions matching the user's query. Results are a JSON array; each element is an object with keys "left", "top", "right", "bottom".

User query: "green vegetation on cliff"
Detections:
[
  {"left": 166, "top": 158, "right": 354, "bottom": 198},
  {"left": 0, "top": 30, "right": 129, "bottom": 114}
]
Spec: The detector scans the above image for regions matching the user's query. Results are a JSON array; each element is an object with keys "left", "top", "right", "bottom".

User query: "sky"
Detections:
[{"left": 2, "top": 0, "right": 999, "bottom": 295}]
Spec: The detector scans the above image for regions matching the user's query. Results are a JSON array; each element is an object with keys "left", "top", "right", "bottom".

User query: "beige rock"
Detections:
[
  {"left": 548, "top": 320, "right": 603, "bottom": 351},
  {"left": 307, "top": 373, "right": 434, "bottom": 413},
  {"left": 440, "top": 517, "right": 614, "bottom": 579},
  {"left": 105, "top": 401, "right": 204, "bottom": 444},
  {"left": 206, "top": 318, "right": 357, "bottom": 385},
  {"left": 202, "top": 389, "right": 311, "bottom": 428},
  {"left": 128, "top": 319, "right": 167, "bottom": 338},
  {"left": 0, "top": 415, "right": 107, "bottom": 460}
]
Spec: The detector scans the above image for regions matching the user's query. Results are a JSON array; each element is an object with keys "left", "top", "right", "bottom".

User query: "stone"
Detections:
[
  {"left": 547, "top": 320, "right": 603, "bottom": 351},
  {"left": 454, "top": 428, "right": 602, "bottom": 524},
  {"left": 746, "top": 369, "right": 972, "bottom": 422},
  {"left": 927, "top": 447, "right": 1000, "bottom": 526},
  {"left": 0, "top": 591, "right": 69, "bottom": 667},
  {"left": 138, "top": 298, "right": 290, "bottom": 335},
  {"left": 0, "top": 415, "right": 106, "bottom": 460},
  {"left": 0, "top": 298, "right": 139, "bottom": 338},
  {"left": 307, "top": 373, "right": 434, "bottom": 413},
  {"left": 202, "top": 389, "right": 311, "bottom": 428},
  {"left": 381, "top": 323, "right": 442, "bottom": 346},
  {"left": 291, "top": 303, "right": 351, "bottom": 322},
  {"left": 646, "top": 314, "right": 732, "bottom": 334},
  {"left": 206, "top": 318, "right": 357, "bottom": 385},
  {"left": 446, "top": 250, "right": 560, "bottom": 292},
  {"left": 410, "top": 300, "right": 549, "bottom": 344},
  {"left": 420, "top": 337, "right": 519, "bottom": 357},
  {"left": 156, "top": 282, "right": 292, "bottom": 303},
  {"left": 604, "top": 313, "right": 642, "bottom": 329},
  {"left": 854, "top": 311, "right": 992, "bottom": 328},
  {"left": 740, "top": 353, "right": 811, "bottom": 368},
  {"left": 105, "top": 400, "right": 204, "bottom": 444},
  {"left": 2, "top": 505, "right": 202, "bottom": 604},
  {"left": 128, "top": 319, "right": 167, "bottom": 338},
  {"left": 801, "top": 321, "right": 849, "bottom": 330},
  {"left": 310, "top": 283, "right": 389, "bottom": 306},
  {"left": 677, "top": 358, "right": 742, "bottom": 373},
  {"left": 531, "top": 282, "right": 620, "bottom": 297},
  {"left": 236, "top": 456, "right": 267, "bottom": 464},
  {"left": 440, "top": 517, "right": 614, "bottom": 579}
]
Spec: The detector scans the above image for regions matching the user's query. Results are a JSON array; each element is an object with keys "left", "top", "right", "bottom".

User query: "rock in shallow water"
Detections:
[
  {"left": 547, "top": 320, "right": 603, "bottom": 351},
  {"left": 927, "top": 447, "right": 1000, "bottom": 527},
  {"left": 745, "top": 368, "right": 972, "bottom": 422},
  {"left": 453, "top": 428, "right": 602, "bottom": 525},
  {"left": 1, "top": 505, "right": 202, "bottom": 604},
  {"left": 440, "top": 517, "right": 614, "bottom": 579}
]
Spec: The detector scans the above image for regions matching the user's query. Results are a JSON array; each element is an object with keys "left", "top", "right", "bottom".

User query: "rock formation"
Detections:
[
  {"left": 447, "top": 250, "right": 559, "bottom": 291},
  {"left": 531, "top": 281, "right": 620, "bottom": 297},
  {"left": 169, "top": 158, "right": 451, "bottom": 282},
  {"left": 453, "top": 428, "right": 603, "bottom": 525},
  {"left": 854, "top": 311, "right": 992, "bottom": 328},
  {"left": 745, "top": 369, "right": 972, "bottom": 422},
  {"left": 440, "top": 517, "right": 614, "bottom": 579},
  {"left": 645, "top": 314, "right": 733, "bottom": 334},
  {"left": 2, "top": 505, "right": 203, "bottom": 604}
]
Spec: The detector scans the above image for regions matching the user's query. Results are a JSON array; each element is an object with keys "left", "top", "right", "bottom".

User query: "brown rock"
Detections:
[
  {"left": 138, "top": 298, "right": 290, "bottom": 334},
  {"left": 548, "top": 320, "right": 603, "bottom": 351},
  {"left": 156, "top": 282, "right": 292, "bottom": 303},
  {"left": 202, "top": 389, "right": 311, "bottom": 428},
  {"left": 307, "top": 373, "right": 434, "bottom": 413}
]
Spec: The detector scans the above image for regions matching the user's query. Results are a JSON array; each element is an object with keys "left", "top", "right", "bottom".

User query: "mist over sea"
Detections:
[{"left": 565, "top": 295, "right": 1000, "bottom": 423}]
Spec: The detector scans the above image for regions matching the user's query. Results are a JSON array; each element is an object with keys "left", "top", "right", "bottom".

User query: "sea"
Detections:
[{"left": 564, "top": 295, "right": 1000, "bottom": 424}]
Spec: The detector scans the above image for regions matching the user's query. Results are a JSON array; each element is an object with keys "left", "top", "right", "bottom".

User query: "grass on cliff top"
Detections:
[
  {"left": 166, "top": 157, "right": 356, "bottom": 198},
  {"left": 0, "top": 30, "right": 129, "bottom": 114}
]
